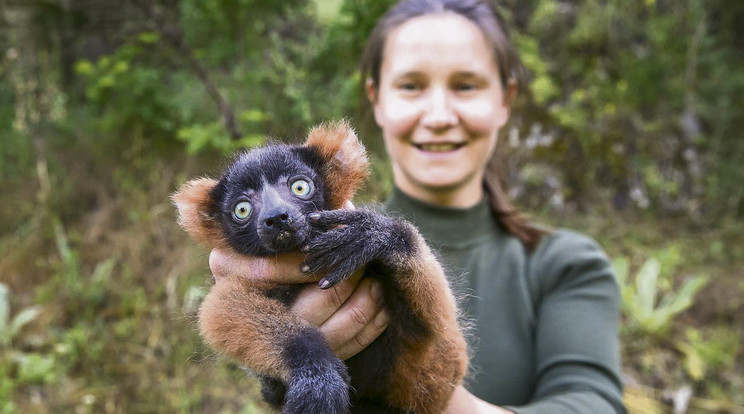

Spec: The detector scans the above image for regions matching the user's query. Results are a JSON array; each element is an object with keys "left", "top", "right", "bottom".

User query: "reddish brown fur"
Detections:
[
  {"left": 173, "top": 121, "right": 468, "bottom": 413},
  {"left": 171, "top": 178, "right": 228, "bottom": 250},
  {"left": 199, "top": 276, "right": 302, "bottom": 380},
  {"left": 384, "top": 226, "right": 468, "bottom": 413},
  {"left": 305, "top": 120, "right": 369, "bottom": 209}
]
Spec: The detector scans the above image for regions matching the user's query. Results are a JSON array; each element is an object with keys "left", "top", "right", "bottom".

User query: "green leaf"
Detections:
[
  {"left": 15, "top": 353, "right": 58, "bottom": 385},
  {"left": 92, "top": 258, "right": 117, "bottom": 283},
  {"left": 636, "top": 258, "right": 661, "bottom": 317},
  {"left": 659, "top": 276, "right": 708, "bottom": 316},
  {"left": 138, "top": 31, "right": 160, "bottom": 44},
  {"left": 611, "top": 257, "right": 629, "bottom": 286},
  {"left": 9, "top": 307, "right": 41, "bottom": 338},
  {"left": 531, "top": 76, "right": 560, "bottom": 104},
  {"left": 0, "top": 284, "right": 9, "bottom": 332},
  {"left": 74, "top": 60, "right": 95, "bottom": 76},
  {"left": 236, "top": 134, "right": 265, "bottom": 150},
  {"left": 240, "top": 109, "right": 267, "bottom": 123},
  {"left": 678, "top": 342, "right": 706, "bottom": 381}
]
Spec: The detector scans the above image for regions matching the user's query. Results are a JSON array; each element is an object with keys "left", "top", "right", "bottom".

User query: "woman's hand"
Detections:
[
  {"left": 445, "top": 385, "right": 514, "bottom": 414},
  {"left": 208, "top": 247, "right": 389, "bottom": 360}
]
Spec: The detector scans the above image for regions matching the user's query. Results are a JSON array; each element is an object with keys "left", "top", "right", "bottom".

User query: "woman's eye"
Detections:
[
  {"left": 455, "top": 82, "right": 478, "bottom": 92},
  {"left": 233, "top": 201, "right": 252, "bottom": 220},
  {"left": 397, "top": 81, "right": 422, "bottom": 92},
  {"left": 290, "top": 179, "right": 313, "bottom": 197}
]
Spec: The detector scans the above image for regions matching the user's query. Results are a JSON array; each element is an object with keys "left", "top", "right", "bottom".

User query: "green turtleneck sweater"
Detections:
[{"left": 383, "top": 188, "right": 625, "bottom": 414}]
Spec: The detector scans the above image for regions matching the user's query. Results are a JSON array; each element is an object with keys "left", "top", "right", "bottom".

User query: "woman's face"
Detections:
[{"left": 369, "top": 13, "right": 512, "bottom": 207}]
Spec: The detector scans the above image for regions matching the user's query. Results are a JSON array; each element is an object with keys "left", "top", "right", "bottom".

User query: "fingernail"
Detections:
[
  {"left": 308, "top": 213, "right": 320, "bottom": 221},
  {"left": 301, "top": 265, "right": 310, "bottom": 273},
  {"left": 319, "top": 278, "right": 331, "bottom": 289}
]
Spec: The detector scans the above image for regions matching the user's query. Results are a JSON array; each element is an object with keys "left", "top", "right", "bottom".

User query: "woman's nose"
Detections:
[{"left": 420, "top": 88, "right": 457, "bottom": 130}]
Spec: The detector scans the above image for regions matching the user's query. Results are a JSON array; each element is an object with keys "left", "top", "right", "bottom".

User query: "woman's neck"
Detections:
[{"left": 394, "top": 179, "right": 484, "bottom": 209}]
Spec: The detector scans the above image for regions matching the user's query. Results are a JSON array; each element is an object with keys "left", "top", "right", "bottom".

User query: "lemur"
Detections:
[{"left": 172, "top": 121, "right": 468, "bottom": 414}]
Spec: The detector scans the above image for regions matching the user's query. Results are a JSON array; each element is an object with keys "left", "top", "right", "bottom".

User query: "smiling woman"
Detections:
[{"left": 366, "top": 12, "right": 510, "bottom": 208}]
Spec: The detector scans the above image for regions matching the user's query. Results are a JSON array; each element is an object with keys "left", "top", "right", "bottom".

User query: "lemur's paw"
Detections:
[
  {"left": 282, "top": 360, "right": 350, "bottom": 414},
  {"left": 301, "top": 209, "right": 389, "bottom": 288}
]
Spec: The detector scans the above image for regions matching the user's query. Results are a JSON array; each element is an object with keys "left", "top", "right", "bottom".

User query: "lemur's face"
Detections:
[{"left": 210, "top": 145, "right": 327, "bottom": 256}]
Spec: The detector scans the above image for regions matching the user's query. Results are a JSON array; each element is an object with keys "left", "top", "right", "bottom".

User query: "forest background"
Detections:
[{"left": 1, "top": 0, "right": 743, "bottom": 413}]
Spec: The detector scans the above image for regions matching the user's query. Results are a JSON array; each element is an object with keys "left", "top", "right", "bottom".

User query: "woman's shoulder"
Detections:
[
  {"left": 536, "top": 228, "right": 606, "bottom": 256},
  {"left": 528, "top": 227, "right": 615, "bottom": 293}
]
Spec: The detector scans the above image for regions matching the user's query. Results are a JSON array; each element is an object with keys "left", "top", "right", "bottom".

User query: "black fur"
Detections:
[
  {"left": 283, "top": 327, "right": 351, "bottom": 414},
  {"left": 211, "top": 145, "right": 327, "bottom": 257},
  {"left": 301, "top": 209, "right": 417, "bottom": 288},
  {"left": 264, "top": 284, "right": 306, "bottom": 307},
  {"left": 259, "top": 376, "right": 287, "bottom": 409}
]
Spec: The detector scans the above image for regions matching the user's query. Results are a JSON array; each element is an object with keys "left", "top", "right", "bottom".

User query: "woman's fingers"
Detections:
[
  {"left": 291, "top": 268, "right": 364, "bottom": 326},
  {"left": 318, "top": 278, "right": 389, "bottom": 360},
  {"left": 209, "top": 247, "right": 312, "bottom": 283},
  {"left": 290, "top": 270, "right": 389, "bottom": 360},
  {"left": 333, "top": 307, "right": 389, "bottom": 360}
]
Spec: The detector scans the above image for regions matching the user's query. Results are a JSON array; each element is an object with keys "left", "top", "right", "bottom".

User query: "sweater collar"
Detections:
[{"left": 383, "top": 187, "right": 503, "bottom": 249}]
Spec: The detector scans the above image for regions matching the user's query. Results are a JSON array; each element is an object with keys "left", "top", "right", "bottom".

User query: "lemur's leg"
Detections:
[
  {"left": 199, "top": 276, "right": 350, "bottom": 414},
  {"left": 302, "top": 209, "right": 468, "bottom": 414}
]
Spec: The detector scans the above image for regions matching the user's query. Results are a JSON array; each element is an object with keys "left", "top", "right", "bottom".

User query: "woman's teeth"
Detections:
[{"left": 417, "top": 143, "right": 463, "bottom": 152}]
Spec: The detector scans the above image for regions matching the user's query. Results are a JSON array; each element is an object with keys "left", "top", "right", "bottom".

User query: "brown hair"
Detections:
[{"left": 360, "top": 0, "right": 546, "bottom": 250}]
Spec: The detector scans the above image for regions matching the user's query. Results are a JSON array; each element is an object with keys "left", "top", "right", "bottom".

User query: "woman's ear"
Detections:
[
  {"left": 504, "top": 78, "right": 517, "bottom": 106},
  {"left": 495, "top": 78, "right": 518, "bottom": 127},
  {"left": 365, "top": 78, "right": 377, "bottom": 104},
  {"left": 366, "top": 78, "right": 384, "bottom": 127}
]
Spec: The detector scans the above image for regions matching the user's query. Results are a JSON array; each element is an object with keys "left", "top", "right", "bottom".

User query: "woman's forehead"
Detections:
[{"left": 382, "top": 13, "right": 498, "bottom": 77}]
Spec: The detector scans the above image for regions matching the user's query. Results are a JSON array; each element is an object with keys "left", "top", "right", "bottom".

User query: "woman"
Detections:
[{"left": 209, "top": 0, "right": 626, "bottom": 412}]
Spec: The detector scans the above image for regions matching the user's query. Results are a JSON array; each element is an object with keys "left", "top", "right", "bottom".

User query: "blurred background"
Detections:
[{"left": 0, "top": 0, "right": 742, "bottom": 413}]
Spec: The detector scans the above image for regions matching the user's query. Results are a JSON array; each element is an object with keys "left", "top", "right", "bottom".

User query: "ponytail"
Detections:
[{"left": 483, "top": 156, "right": 547, "bottom": 251}]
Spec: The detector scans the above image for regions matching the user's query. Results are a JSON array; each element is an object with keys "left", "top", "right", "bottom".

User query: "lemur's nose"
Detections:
[{"left": 263, "top": 213, "right": 290, "bottom": 228}]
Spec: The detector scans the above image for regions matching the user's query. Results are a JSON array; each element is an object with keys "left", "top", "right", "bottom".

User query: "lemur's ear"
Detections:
[
  {"left": 305, "top": 120, "right": 369, "bottom": 209},
  {"left": 172, "top": 178, "right": 228, "bottom": 249}
]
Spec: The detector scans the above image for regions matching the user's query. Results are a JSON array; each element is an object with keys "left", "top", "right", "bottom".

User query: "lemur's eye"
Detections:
[
  {"left": 290, "top": 179, "right": 313, "bottom": 198},
  {"left": 233, "top": 201, "right": 252, "bottom": 221}
]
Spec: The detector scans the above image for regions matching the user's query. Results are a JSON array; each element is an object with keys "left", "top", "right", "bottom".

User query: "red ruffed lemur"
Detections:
[{"left": 172, "top": 121, "right": 468, "bottom": 414}]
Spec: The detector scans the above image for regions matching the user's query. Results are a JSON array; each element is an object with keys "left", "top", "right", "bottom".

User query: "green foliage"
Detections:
[
  {"left": 0, "top": 283, "right": 44, "bottom": 412},
  {"left": 614, "top": 256, "right": 707, "bottom": 336},
  {"left": 0, "top": 284, "right": 41, "bottom": 349},
  {"left": 75, "top": 36, "right": 181, "bottom": 138},
  {"left": 678, "top": 328, "right": 741, "bottom": 382},
  {"left": 508, "top": 0, "right": 744, "bottom": 217},
  {"left": 35, "top": 219, "right": 116, "bottom": 320},
  {"left": 177, "top": 121, "right": 265, "bottom": 154}
]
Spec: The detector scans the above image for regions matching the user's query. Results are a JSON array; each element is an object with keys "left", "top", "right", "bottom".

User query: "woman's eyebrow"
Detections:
[{"left": 392, "top": 70, "right": 425, "bottom": 79}]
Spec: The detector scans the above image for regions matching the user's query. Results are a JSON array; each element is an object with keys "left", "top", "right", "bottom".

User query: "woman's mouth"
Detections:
[{"left": 414, "top": 142, "right": 466, "bottom": 153}]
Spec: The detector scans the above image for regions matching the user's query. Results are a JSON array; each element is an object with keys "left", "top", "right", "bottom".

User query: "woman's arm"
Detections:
[{"left": 509, "top": 230, "right": 626, "bottom": 414}]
